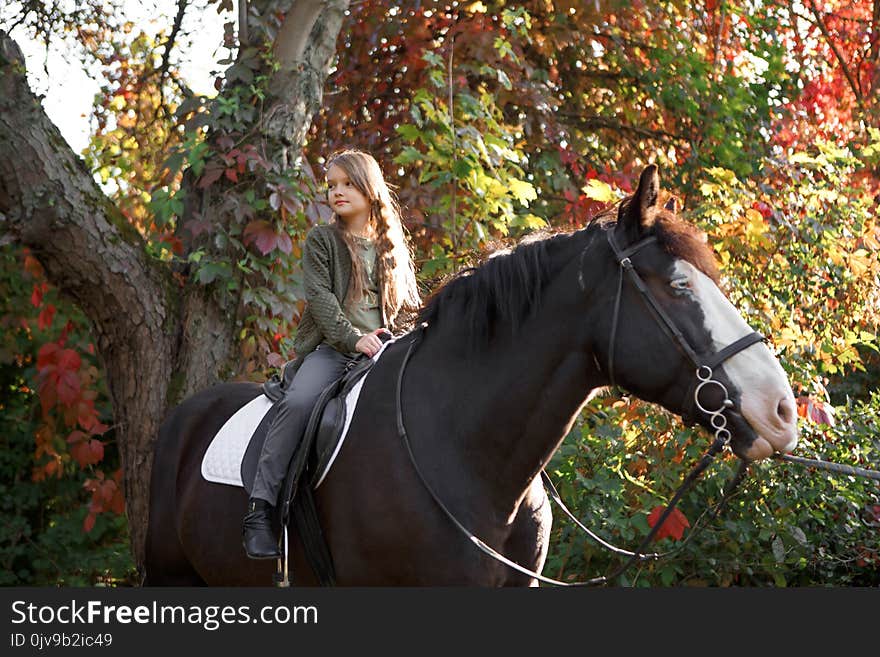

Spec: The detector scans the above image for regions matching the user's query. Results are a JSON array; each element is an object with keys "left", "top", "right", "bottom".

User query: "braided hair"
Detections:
[{"left": 324, "top": 149, "right": 421, "bottom": 328}]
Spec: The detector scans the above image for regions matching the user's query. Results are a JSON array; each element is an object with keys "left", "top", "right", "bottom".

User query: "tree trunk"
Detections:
[{"left": 0, "top": 0, "right": 349, "bottom": 577}]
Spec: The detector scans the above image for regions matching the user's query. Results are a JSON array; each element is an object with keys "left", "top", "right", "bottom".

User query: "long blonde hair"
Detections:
[{"left": 324, "top": 149, "right": 422, "bottom": 327}]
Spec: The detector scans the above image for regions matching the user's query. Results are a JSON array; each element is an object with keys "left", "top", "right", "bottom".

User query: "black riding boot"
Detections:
[{"left": 242, "top": 498, "right": 281, "bottom": 559}]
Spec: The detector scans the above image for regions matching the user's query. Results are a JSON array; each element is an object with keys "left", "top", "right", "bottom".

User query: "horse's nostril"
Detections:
[{"left": 777, "top": 397, "right": 795, "bottom": 425}]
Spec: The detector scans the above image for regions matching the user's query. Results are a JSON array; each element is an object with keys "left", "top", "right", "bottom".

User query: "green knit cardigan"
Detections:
[{"left": 287, "top": 222, "right": 388, "bottom": 374}]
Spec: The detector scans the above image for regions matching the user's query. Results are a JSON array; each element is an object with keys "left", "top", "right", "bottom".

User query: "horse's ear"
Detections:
[
  {"left": 618, "top": 164, "right": 661, "bottom": 241},
  {"left": 634, "top": 164, "right": 660, "bottom": 227}
]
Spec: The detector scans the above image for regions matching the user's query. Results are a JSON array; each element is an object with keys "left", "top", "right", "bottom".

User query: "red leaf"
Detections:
[
  {"left": 83, "top": 512, "right": 96, "bottom": 533},
  {"left": 75, "top": 399, "right": 98, "bottom": 430},
  {"left": 72, "top": 439, "right": 103, "bottom": 467},
  {"left": 100, "top": 479, "right": 116, "bottom": 504},
  {"left": 70, "top": 441, "right": 91, "bottom": 468},
  {"left": 38, "top": 379, "right": 57, "bottom": 415},
  {"left": 224, "top": 167, "right": 238, "bottom": 183},
  {"left": 197, "top": 164, "right": 224, "bottom": 189},
  {"left": 647, "top": 506, "right": 690, "bottom": 541},
  {"left": 797, "top": 396, "right": 836, "bottom": 427},
  {"left": 37, "top": 342, "right": 60, "bottom": 369},
  {"left": 276, "top": 231, "right": 292, "bottom": 255},
  {"left": 808, "top": 400, "right": 835, "bottom": 427},
  {"left": 88, "top": 421, "right": 110, "bottom": 436},
  {"left": 88, "top": 439, "right": 105, "bottom": 464},
  {"left": 110, "top": 490, "right": 125, "bottom": 515},
  {"left": 56, "top": 370, "right": 81, "bottom": 405},
  {"left": 24, "top": 254, "right": 44, "bottom": 278},
  {"left": 159, "top": 233, "right": 184, "bottom": 255},
  {"left": 58, "top": 319, "right": 75, "bottom": 346},
  {"left": 243, "top": 220, "right": 285, "bottom": 255},
  {"left": 66, "top": 429, "right": 87, "bottom": 444},
  {"left": 37, "top": 304, "right": 56, "bottom": 331},
  {"left": 184, "top": 215, "right": 213, "bottom": 237},
  {"left": 56, "top": 348, "right": 81, "bottom": 373},
  {"left": 31, "top": 284, "right": 43, "bottom": 307}
]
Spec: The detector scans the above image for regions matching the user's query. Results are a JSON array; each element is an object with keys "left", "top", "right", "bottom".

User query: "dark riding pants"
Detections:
[{"left": 250, "top": 343, "right": 354, "bottom": 505}]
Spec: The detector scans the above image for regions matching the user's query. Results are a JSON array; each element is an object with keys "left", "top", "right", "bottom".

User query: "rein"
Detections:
[{"left": 772, "top": 453, "right": 880, "bottom": 481}]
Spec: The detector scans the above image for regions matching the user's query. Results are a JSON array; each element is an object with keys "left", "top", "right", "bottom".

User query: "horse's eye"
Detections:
[{"left": 670, "top": 278, "right": 691, "bottom": 291}]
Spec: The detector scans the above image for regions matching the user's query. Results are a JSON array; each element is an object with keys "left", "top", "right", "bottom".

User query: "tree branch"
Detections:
[
  {"left": 558, "top": 112, "right": 688, "bottom": 144},
  {"left": 273, "top": 0, "right": 326, "bottom": 65},
  {"left": 154, "top": 0, "right": 190, "bottom": 113},
  {"left": 262, "top": 0, "right": 350, "bottom": 146},
  {"left": 804, "top": 0, "right": 865, "bottom": 108},
  {"left": 0, "top": 30, "right": 172, "bottom": 343},
  {"left": 871, "top": 0, "right": 880, "bottom": 96},
  {"left": 238, "top": 0, "right": 249, "bottom": 46}
]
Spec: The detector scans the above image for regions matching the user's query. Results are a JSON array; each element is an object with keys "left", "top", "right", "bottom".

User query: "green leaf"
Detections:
[
  {"left": 395, "top": 146, "right": 424, "bottom": 165},
  {"left": 162, "top": 151, "right": 185, "bottom": 177},
  {"left": 452, "top": 158, "right": 474, "bottom": 179},
  {"left": 396, "top": 124, "right": 422, "bottom": 141}
]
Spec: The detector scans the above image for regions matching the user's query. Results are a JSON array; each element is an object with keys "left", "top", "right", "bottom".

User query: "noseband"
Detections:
[{"left": 579, "top": 229, "right": 766, "bottom": 446}]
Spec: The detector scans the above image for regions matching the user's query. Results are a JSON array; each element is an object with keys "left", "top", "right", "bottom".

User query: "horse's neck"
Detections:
[
  {"left": 457, "top": 323, "right": 604, "bottom": 510},
  {"left": 422, "top": 229, "right": 609, "bottom": 514}
]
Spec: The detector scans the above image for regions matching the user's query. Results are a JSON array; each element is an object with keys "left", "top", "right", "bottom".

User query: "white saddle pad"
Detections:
[{"left": 201, "top": 336, "right": 400, "bottom": 489}]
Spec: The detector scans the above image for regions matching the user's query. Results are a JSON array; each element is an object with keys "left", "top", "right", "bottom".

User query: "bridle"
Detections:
[
  {"left": 589, "top": 228, "right": 767, "bottom": 438},
  {"left": 393, "top": 226, "right": 768, "bottom": 586}
]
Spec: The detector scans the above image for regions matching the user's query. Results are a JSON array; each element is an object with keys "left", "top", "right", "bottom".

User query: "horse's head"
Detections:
[{"left": 586, "top": 165, "right": 798, "bottom": 461}]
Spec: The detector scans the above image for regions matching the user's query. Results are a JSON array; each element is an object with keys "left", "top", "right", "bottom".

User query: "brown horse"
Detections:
[{"left": 144, "top": 166, "right": 798, "bottom": 585}]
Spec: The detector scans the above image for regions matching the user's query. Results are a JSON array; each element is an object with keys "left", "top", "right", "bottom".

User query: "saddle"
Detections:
[{"left": 242, "top": 334, "right": 393, "bottom": 585}]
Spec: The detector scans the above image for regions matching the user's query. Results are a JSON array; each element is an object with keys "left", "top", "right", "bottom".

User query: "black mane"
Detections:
[{"left": 415, "top": 228, "right": 577, "bottom": 351}]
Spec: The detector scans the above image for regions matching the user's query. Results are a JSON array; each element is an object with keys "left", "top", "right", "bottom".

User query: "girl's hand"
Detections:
[{"left": 355, "top": 327, "right": 391, "bottom": 357}]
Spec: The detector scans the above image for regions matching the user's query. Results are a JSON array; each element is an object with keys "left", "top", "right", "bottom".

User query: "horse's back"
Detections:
[{"left": 144, "top": 381, "right": 264, "bottom": 585}]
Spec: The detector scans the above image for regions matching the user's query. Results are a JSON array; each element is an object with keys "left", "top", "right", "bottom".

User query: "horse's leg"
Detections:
[{"left": 501, "top": 476, "right": 553, "bottom": 587}]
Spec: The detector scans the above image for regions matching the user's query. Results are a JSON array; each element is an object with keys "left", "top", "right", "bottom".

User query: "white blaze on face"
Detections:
[{"left": 673, "top": 260, "right": 799, "bottom": 460}]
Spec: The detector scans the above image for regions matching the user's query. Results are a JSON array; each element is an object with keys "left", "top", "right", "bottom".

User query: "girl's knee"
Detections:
[{"left": 279, "top": 387, "right": 323, "bottom": 413}]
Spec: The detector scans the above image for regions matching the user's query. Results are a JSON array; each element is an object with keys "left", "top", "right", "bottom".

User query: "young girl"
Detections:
[{"left": 243, "top": 149, "right": 422, "bottom": 559}]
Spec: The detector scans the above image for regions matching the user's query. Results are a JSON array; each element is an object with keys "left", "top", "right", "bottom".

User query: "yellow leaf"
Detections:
[
  {"left": 705, "top": 167, "right": 737, "bottom": 183},
  {"left": 745, "top": 208, "right": 765, "bottom": 239},
  {"left": 521, "top": 213, "right": 547, "bottom": 229},
  {"left": 777, "top": 327, "right": 800, "bottom": 348},
  {"left": 581, "top": 179, "right": 616, "bottom": 203},
  {"left": 849, "top": 250, "right": 871, "bottom": 276},
  {"left": 789, "top": 151, "right": 816, "bottom": 164},
  {"left": 509, "top": 179, "right": 537, "bottom": 205},
  {"left": 699, "top": 181, "right": 720, "bottom": 197}
]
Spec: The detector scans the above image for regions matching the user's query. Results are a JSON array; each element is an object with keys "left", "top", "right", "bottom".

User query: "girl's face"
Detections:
[{"left": 326, "top": 164, "right": 370, "bottom": 224}]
